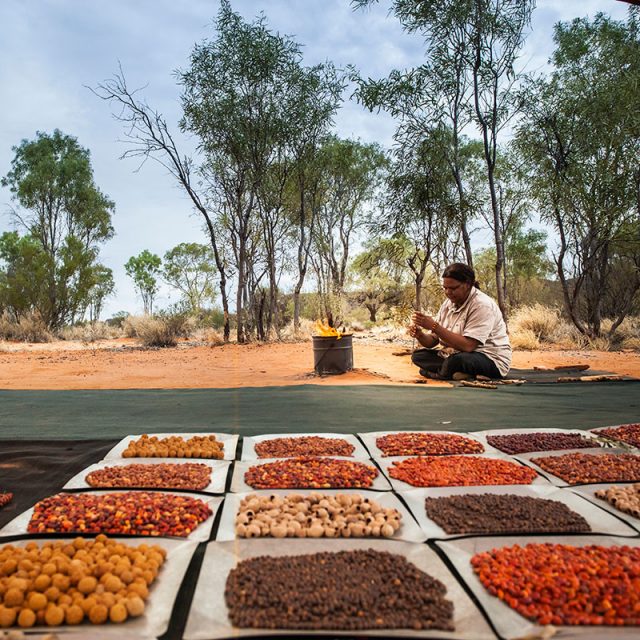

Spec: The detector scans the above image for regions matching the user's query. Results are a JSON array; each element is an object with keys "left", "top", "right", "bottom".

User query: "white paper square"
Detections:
[
  {"left": 184, "top": 538, "right": 496, "bottom": 640},
  {"left": 571, "top": 482, "right": 640, "bottom": 533},
  {"left": 400, "top": 484, "right": 636, "bottom": 539},
  {"left": 0, "top": 490, "right": 222, "bottom": 542},
  {"left": 103, "top": 432, "right": 239, "bottom": 461},
  {"left": 241, "top": 432, "right": 369, "bottom": 460},
  {"left": 359, "top": 430, "right": 491, "bottom": 458},
  {"left": 472, "top": 427, "right": 602, "bottom": 454},
  {"left": 216, "top": 489, "right": 426, "bottom": 542}
]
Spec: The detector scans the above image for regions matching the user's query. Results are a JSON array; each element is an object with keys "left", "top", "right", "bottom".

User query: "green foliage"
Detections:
[
  {"left": 162, "top": 242, "right": 217, "bottom": 314},
  {"left": 125, "top": 250, "right": 162, "bottom": 314},
  {"left": 0, "top": 130, "right": 115, "bottom": 328}
]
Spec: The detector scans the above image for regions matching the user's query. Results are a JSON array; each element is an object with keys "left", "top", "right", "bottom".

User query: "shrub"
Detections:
[
  {"left": 192, "top": 327, "right": 225, "bottom": 346},
  {"left": 509, "top": 328, "right": 540, "bottom": 350},
  {"left": 621, "top": 337, "right": 640, "bottom": 351},
  {"left": 279, "top": 318, "right": 315, "bottom": 342},
  {"left": 0, "top": 312, "right": 52, "bottom": 343},
  {"left": 509, "top": 304, "right": 561, "bottom": 342},
  {"left": 135, "top": 316, "right": 179, "bottom": 347},
  {"left": 58, "top": 322, "right": 117, "bottom": 342}
]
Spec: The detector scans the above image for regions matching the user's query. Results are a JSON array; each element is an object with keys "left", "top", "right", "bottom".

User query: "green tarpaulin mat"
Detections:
[{"left": 0, "top": 382, "right": 638, "bottom": 439}]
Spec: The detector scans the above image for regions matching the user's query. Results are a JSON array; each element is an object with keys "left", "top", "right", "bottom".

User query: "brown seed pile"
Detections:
[
  {"left": 597, "top": 423, "right": 640, "bottom": 448},
  {"left": 122, "top": 434, "right": 224, "bottom": 459},
  {"left": 595, "top": 484, "right": 640, "bottom": 518},
  {"left": 0, "top": 535, "right": 165, "bottom": 628},
  {"left": 244, "top": 457, "right": 379, "bottom": 489},
  {"left": 86, "top": 462, "right": 212, "bottom": 490},
  {"left": 531, "top": 452, "right": 640, "bottom": 484},
  {"left": 424, "top": 494, "right": 591, "bottom": 534},
  {"left": 487, "top": 431, "right": 598, "bottom": 454},
  {"left": 0, "top": 493, "right": 12, "bottom": 509},
  {"left": 254, "top": 436, "right": 355, "bottom": 458},
  {"left": 376, "top": 432, "right": 484, "bottom": 456},
  {"left": 235, "top": 493, "right": 402, "bottom": 538},
  {"left": 225, "top": 549, "right": 454, "bottom": 631}
]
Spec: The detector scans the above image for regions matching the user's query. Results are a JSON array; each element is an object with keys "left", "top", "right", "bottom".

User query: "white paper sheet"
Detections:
[
  {"left": 0, "top": 536, "right": 196, "bottom": 638},
  {"left": 378, "top": 453, "right": 550, "bottom": 492},
  {"left": 241, "top": 432, "right": 369, "bottom": 460},
  {"left": 183, "top": 538, "right": 496, "bottom": 640},
  {"left": 231, "top": 457, "right": 391, "bottom": 492},
  {"left": 399, "top": 484, "right": 636, "bottom": 539},
  {"left": 63, "top": 458, "right": 231, "bottom": 494},
  {"left": 359, "top": 430, "right": 490, "bottom": 458},
  {"left": 571, "top": 482, "right": 640, "bottom": 533},
  {"left": 437, "top": 535, "right": 640, "bottom": 640},
  {"left": 103, "top": 432, "right": 239, "bottom": 461},
  {"left": 216, "top": 489, "right": 426, "bottom": 542},
  {"left": 0, "top": 489, "right": 222, "bottom": 542},
  {"left": 515, "top": 447, "right": 636, "bottom": 486},
  {"left": 472, "top": 427, "right": 602, "bottom": 454}
]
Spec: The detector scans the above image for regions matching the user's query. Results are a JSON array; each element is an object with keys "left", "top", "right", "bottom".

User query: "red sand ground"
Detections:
[{"left": 1, "top": 338, "right": 639, "bottom": 390}]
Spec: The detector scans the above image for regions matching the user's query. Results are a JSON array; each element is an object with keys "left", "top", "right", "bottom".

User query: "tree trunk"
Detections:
[{"left": 366, "top": 304, "right": 377, "bottom": 322}]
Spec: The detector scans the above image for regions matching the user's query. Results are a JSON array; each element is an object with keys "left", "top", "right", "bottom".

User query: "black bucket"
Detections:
[{"left": 312, "top": 334, "right": 353, "bottom": 375}]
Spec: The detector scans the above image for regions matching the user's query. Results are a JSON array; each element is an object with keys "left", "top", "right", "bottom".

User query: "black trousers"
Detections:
[{"left": 411, "top": 348, "right": 502, "bottom": 379}]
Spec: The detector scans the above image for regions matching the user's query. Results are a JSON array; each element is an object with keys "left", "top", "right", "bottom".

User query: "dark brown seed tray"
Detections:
[
  {"left": 225, "top": 548, "right": 455, "bottom": 631},
  {"left": 424, "top": 493, "right": 591, "bottom": 535},
  {"left": 486, "top": 432, "right": 599, "bottom": 454}
]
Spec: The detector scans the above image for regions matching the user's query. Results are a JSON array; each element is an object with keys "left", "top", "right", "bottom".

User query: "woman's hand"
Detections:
[
  {"left": 407, "top": 323, "right": 420, "bottom": 338},
  {"left": 412, "top": 311, "right": 437, "bottom": 332}
]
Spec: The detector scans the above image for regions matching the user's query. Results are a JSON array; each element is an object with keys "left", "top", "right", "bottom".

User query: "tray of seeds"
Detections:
[
  {"left": 232, "top": 457, "right": 391, "bottom": 492},
  {"left": 571, "top": 482, "right": 640, "bottom": 533},
  {"left": 240, "top": 433, "right": 369, "bottom": 460},
  {"left": 591, "top": 423, "right": 640, "bottom": 449},
  {"left": 516, "top": 448, "right": 640, "bottom": 486},
  {"left": 474, "top": 428, "right": 602, "bottom": 454},
  {"left": 183, "top": 538, "right": 496, "bottom": 640},
  {"left": 63, "top": 458, "right": 231, "bottom": 494},
  {"left": 359, "top": 430, "right": 487, "bottom": 458},
  {"left": 1, "top": 490, "right": 220, "bottom": 541},
  {"left": 103, "top": 432, "right": 238, "bottom": 461},
  {"left": 381, "top": 454, "right": 544, "bottom": 492},
  {"left": 0, "top": 535, "right": 196, "bottom": 637},
  {"left": 438, "top": 535, "right": 640, "bottom": 639},
  {"left": 216, "top": 489, "right": 426, "bottom": 542},
  {"left": 399, "top": 484, "right": 635, "bottom": 539}
]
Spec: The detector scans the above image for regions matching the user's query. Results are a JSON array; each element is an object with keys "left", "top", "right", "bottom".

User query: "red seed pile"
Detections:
[
  {"left": 531, "top": 452, "right": 640, "bottom": 485},
  {"left": 122, "top": 434, "right": 224, "bottom": 459},
  {"left": 255, "top": 436, "right": 355, "bottom": 458},
  {"left": 376, "top": 432, "right": 484, "bottom": 456},
  {"left": 389, "top": 456, "right": 537, "bottom": 487},
  {"left": 27, "top": 491, "right": 212, "bottom": 537},
  {"left": 424, "top": 494, "right": 591, "bottom": 535},
  {"left": 595, "top": 484, "right": 640, "bottom": 518},
  {"left": 487, "top": 432, "right": 598, "bottom": 454},
  {"left": 597, "top": 423, "right": 640, "bottom": 448},
  {"left": 0, "top": 493, "right": 12, "bottom": 509},
  {"left": 86, "top": 462, "right": 212, "bottom": 491},
  {"left": 244, "top": 457, "right": 379, "bottom": 489},
  {"left": 225, "top": 549, "right": 454, "bottom": 631},
  {"left": 472, "top": 543, "right": 640, "bottom": 626},
  {"left": 0, "top": 535, "right": 165, "bottom": 628}
]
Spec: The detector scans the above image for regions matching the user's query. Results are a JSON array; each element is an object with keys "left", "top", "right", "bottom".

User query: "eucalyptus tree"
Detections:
[
  {"left": 353, "top": 0, "right": 536, "bottom": 318},
  {"left": 517, "top": 11, "right": 640, "bottom": 338},
  {"left": 125, "top": 250, "right": 161, "bottom": 314},
  {"left": 1, "top": 130, "right": 115, "bottom": 329},
  {"left": 163, "top": 242, "right": 216, "bottom": 314}
]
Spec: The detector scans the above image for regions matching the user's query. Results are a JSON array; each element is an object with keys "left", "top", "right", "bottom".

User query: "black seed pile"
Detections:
[
  {"left": 486, "top": 432, "right": 598, "bottom": 454},
  {"left": 424, "top": 494, "right": 592, "bottom": 535},
  {"left": 225, "top": 549, "right": 455, "bottom": 631}
]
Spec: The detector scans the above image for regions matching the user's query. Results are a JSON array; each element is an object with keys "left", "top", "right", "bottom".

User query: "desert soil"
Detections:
[{"left": 1, "top": 336, "right": 639, "bottom": 390}]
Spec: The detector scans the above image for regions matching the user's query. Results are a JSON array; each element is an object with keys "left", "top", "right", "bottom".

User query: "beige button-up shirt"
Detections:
[{"left": 435, "top": 287, "right": 512, "bottom": 376}]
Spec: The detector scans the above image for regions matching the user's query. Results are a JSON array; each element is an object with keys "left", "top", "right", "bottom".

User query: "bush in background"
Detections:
[
  {"left": 59, "top": 321, "right": 118, "bottom": 342},
  {"left": 0, "top": 312, "right": 52, "bottom": 343}
]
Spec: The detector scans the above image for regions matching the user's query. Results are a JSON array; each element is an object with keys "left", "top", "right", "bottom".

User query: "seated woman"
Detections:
[{"left": 409, "top": 263, "right": 511, "bottom": 380}]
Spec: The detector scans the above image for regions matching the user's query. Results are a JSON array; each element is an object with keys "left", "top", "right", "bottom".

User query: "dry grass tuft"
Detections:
[
  {"left": 279, "top": 318, "right": 315, "bottom": 342},
  {"left": 510, "top": 304, "right": 561, "bottom": 342},
  {"left": 0, "top": 312, "right": 53, "bottom": 343},
  {"left": 59, "top": 322, "right": 118, "bottom": 342},
  {"left": 509, "top": 328, "right": 540, "bottom": 350},
  {"left": 193, "top": 327, "right": 225, "bottom": 346}
]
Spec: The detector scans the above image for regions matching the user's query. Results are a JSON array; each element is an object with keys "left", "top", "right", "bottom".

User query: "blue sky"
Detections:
[{"left": 0, "top": 0, "right": 632, "bottom": 317}]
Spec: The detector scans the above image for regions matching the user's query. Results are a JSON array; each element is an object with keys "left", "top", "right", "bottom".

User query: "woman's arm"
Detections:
[{"left": 412, "top": 312, "right": 480, "bottom": 352}]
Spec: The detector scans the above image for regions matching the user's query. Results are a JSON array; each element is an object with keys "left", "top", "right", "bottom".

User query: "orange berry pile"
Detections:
[
  {"left": 376, "top": 433, "right": 484, "bottom": 456},
  {"left": 244, "top": 457, "right": 379, "bottom": 489},
  {"left": 255, "top": 436, "right": 355, "bottom": 458},
  {"left": 28, "top": 492, "right": 212, "bottom": 537},
  {"left": 0, "top": 493, "right": 12, "bottom": 509},
  {"left": 0, "top": 535, "right": 165, "bottom": 628},
  {"left": 389, "top": 455, "right": 538, "bottom": 487},
  {"left": 531, "top": 452, "right": 640, "bottom": 484},
  {"left": 122, "top": 434, "right": 224, "bottom": 459},
  {"left": 597, "top": 424, "right": 640, "bottom": 448},
  {"left": 472, "top": 543, "right": 640, "bottom": 626}
]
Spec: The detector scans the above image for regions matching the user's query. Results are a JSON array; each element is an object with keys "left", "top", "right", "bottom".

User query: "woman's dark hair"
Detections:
[{"left": 442, "top": 263, "right": 480, "bottom": 288}]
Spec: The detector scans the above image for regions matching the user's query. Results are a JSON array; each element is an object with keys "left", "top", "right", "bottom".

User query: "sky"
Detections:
[{"left": 0, "top": 0, "right": 633, "bottom": 318}]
